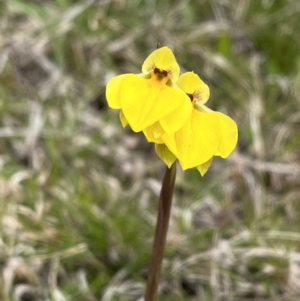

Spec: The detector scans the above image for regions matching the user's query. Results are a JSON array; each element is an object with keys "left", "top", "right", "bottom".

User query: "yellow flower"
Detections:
[
  {"left": 155, "top": 72, "right": 238, "bottom": 175},
  {"left": 106, "top": 47, "right": 192, "bottom": 134}
]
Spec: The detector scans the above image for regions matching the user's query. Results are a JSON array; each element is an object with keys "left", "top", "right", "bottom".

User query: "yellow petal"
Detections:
[
  {"left": 106, "top": 74, "right": 130, "bottom": 109},
  {"left": 143, "top": 122, "right": 165, "bottom": 143},
  {"left": 177, "top": 72, "right": 210, "bottom": 105},
  {"left": 159, "top": 96, "right": 192, "bottom": 134},
  {"left": 142, "top": 47, "right": 180, "bottom": 81},
  {"left": 163, "top": 110, "right": 222, "bottom": 170},
  {"left": 214, "top": 112, "right": 238, "bottom": 158},
  {"left": 155, "top": 144, "right": 177, "bottom": 168},
  {"left": 119, "top": 111, "right": 128, "bottom": 128},
  {"left": 195, "top": 104, "right": 212, "bottom": 112},
  {"left": 197, "top": 158, "right": 213, "bottom": 176},
  {"left": 194, "top": 105, "right": 238, "bottom": 157},
  {"left": 160, "top": 132, "right": 178, "bottom": 157},
  {"left": 120, "top": 74, "right": 189, "bottom": 132}
]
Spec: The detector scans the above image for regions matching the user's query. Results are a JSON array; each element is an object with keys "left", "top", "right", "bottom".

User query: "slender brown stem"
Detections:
[{"left": 145, "top": 163, "right": 177, "bottom": 301}]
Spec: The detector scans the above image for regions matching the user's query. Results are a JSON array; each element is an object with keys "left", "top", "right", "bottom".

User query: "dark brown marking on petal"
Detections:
[
  {"left": 154, "top": 68, "right": 168, "bottom": 77},
  {"left": 187, "top": 93, "right": 194, "bottom": 101}
]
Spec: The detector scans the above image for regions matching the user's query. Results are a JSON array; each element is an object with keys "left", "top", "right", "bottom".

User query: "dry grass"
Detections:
[{"left": 1, "top": 0, "right": 300, "bottom": 300}]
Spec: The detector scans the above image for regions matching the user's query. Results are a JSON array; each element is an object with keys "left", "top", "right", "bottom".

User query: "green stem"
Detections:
[{"left": 145, "top": 163, "right": 177, "bottom": 301}]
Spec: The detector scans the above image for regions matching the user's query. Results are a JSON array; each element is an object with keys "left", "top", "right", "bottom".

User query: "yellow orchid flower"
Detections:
[
  {"left": 157, "top": 71, "right": 238, "bottom": 174},
  {"left": 106, "top": 47, "right": 192, "bottom": 134}
]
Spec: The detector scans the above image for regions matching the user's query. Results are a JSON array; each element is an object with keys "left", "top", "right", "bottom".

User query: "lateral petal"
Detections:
[
  {"left": 120, "top": 75, "right": 187, "bottom": 132},
  {"left": 143, "top": 122, "right": 165, "bottom": 143},
  {"left": 142, "top": 47, "right": 180, "bottom": 81},
  {"left": 119, "top": 111, "right": 128, "bottom": 128},
  {"left": 155, "top": 144, "right": 177, "bottom": 168},
  {"left": 106, "top": 74, "right": 130, "bottom": 109},
  {"left": 197, "top": 158, "right": 213, "bottom": 176}
]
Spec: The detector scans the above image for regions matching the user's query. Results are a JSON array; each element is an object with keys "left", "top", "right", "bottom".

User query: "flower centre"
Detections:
[
  {"left": 150, "top": 68, "right": 170, "bottom": 86},
  {"left": 187, "top": 93, "right": 196, "bottom": 104},
  {"left": 187, "top": 93, "right": 193, "bottom": 101},
  {"left": 154, "top": 67, "right": 168, "bottom": 78}
]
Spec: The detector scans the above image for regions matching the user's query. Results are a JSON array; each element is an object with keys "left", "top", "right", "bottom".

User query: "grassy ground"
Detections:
[{"left": 1, "top": 0, "right": 300, "bottom": 300}]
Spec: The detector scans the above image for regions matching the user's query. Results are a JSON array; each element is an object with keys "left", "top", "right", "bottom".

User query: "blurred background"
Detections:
[{"left": 1, "top": 0, "right": 300, "bottom": 300}]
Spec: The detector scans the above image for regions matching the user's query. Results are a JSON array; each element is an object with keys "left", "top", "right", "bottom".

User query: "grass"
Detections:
[{"left": 1, "top": 0, "right": 300, "bottom": 300}]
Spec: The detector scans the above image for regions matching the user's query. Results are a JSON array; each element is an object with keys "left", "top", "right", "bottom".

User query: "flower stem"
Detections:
[{"left": 145, "top": 163, "right": 177, "bottom": 301}]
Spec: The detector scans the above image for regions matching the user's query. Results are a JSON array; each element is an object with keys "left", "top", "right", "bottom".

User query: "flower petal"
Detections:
[
  {"left": 163, "top": 110, "right": 222, "bottom": 170},
  {"left": 155, "top": 144, "right": 177, "bottom": 168},
  {"left": 197, "top": 158, "right": 213, "bottom": 176},
  {"left": 106, "top": 74, "right": 130, "bottom": 109},
  {"left": 120, "top": 74, "right": 189, "bottom": 132},
  {"left": 177, "top": 72, "right": 210, "bottom": 105},
  {"left": 143, "top": 122, "right": 165, "bottom": 143},
  {"left": 119, "top": 111, "right": 128, "bottom": 128},
  {"left": 142, "top": 47, "right": 180, "bottom": 81},
  {"left": 214, "top": 112, "right": 238, "bottom": 158},
  {"left": 159, "top": 97, "right": 192, "bottom": 134}
]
